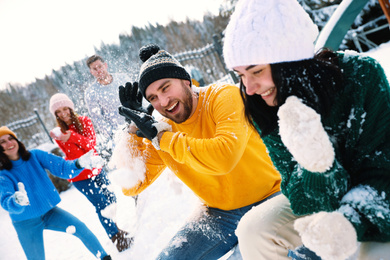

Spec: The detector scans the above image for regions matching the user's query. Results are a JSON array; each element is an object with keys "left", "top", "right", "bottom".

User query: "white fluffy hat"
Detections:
[
  {"left": 223, "top": 0, "right": 319, "bottom": 69},
  {"left": 49, "top": 93, "right": 74, "bottom": 116}
]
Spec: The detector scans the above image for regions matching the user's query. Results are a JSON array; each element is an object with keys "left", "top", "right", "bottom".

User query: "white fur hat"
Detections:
[
  {"left": 49, "top": 93, "right": 74, "bottom": 116},
  {"left": 223, "top": 0, "right": 319, "bottom": 69}
]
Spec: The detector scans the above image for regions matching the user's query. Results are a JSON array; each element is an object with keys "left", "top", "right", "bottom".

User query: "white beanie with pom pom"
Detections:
[{"left": 223, "top": 0, "right": 319, "bottom": 69}]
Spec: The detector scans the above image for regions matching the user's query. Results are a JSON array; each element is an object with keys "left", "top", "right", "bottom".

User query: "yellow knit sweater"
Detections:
[{"left": 122, "top": 84, "right": 281, "bottom": 210}]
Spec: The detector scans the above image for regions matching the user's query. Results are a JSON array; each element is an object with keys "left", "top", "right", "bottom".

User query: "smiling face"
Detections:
[
  {"left": 234, "top": 64, "right": 277, "bottom": 107},
  {"left": 145, "top": 78, "right": 197, "bottom": 123},
  {"left": 55, "top": 106, "right": 72, "bottom": 125},
  {"left": 0, "top": 134, "right": 20, "bottom": 161}
]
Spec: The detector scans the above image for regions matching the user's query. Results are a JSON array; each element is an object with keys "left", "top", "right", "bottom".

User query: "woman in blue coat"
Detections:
[{"left": 0, "top": 126, "right": 111, "bottom": 260}]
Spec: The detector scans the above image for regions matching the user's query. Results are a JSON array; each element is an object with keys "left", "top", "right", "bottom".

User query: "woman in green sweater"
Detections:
[{"left": 223, "top": 0, "right": 390, "bottom": 259}]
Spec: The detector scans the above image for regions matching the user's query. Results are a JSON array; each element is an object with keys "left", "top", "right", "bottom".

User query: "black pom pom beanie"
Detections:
[{"left": 138, "top": 44, "right": 191, "bottom": 98}]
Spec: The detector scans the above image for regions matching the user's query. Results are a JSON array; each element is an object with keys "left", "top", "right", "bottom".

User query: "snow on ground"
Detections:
[
  {"left": 0, "top": 42, "right": 389, "bottom": 260},
  {"left": 0, "top": 169, "right": 202, "bottom": 260}
]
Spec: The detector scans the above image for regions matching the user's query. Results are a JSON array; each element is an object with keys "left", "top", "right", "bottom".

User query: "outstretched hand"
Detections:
[
  {"left": 14, "top": 182, "right": 29, "bottom": 206},
  {"left": 119, "top": 82, "right": 154, "bottom": 115}
]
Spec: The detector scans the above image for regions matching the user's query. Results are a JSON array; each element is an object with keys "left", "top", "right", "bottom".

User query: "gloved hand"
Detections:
[
  {"left": 14, "top": 182, "right": 29, "bottom": 206},
  {"left": 119, "top": 82, "right": 154, "bottom": 125},
  {"left": 294, "top": 211, "right": 358, "bottom": 260},
  {"left": 118, "top": 106, "right": 171, "bottom": 149},
  {"left": 277, "top": 96, "right": 335, "bottom": 173},
  {"left": 77, "top": 150, "right": 105, "bottom": 170},
  {"left": 118, "top": 106, "right": 158, "bottom": 141}
]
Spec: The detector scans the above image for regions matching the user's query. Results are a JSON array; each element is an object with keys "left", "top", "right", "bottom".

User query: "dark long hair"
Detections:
[
  {"left": 240, "top": 48, "right": 343, "bottom": 136},
  {"left": 56, "top": 108, "right": 83, "bottom": 134},
  {"left": 0, "top": 136, "right": 31, "bottom": 170}
]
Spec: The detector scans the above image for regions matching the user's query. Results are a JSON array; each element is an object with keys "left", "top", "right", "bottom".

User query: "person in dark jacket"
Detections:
[{"left": 222, "top": 0, "right": 390, "bottom": 259}]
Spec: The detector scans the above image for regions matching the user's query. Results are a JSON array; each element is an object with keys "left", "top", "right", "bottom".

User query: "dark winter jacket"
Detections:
[
  {"left": 0, "top": 149, "right": 82, "bottom": 221},
  {"left": 258, "top": 51, "right": 390, "bottom": 242}
]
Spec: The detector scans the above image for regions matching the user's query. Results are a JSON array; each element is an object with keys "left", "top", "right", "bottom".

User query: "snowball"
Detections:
[
  {"left": 92, "top": 168, "right": 100, "bottom": 175},
  {"left": 108, "top": 127, "right": 147, "bottom": 188},
  {"left": 110, "top": 166, "right": 145, "bottom": 189},
  {"left": 66, "top": 225, "right": 76, "bottom": 234},
  {"left": 101, "top": 203, "right": 117, "bottom": 222},
  {"left": 109, "top": 127, "right": 143, "bottom": 170},
  {"left": 52, "top": 127, "right": 62, "bottom": 138}
]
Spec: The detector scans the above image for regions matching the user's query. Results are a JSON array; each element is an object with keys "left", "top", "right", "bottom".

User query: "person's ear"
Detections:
[{"left": 185, "top": 80, "right": 191, "bottom": 88}]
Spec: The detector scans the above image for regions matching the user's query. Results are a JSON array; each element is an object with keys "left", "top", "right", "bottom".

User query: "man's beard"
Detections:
[{"left": 165, "top": 84, "right": 194, "bottom": 124}]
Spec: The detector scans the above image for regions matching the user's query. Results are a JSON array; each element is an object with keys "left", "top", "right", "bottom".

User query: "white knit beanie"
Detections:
[
  {"left": 49, "top": 93, "right": 74, "bottom": 116},
  {"left": 223, "top": 0, "right": 319, "bottom": 69}
]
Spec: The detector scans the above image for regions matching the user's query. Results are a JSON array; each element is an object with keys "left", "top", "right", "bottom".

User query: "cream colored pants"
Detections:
[{"left": 236, "top": 194, "right": 390, "bottom": 260}]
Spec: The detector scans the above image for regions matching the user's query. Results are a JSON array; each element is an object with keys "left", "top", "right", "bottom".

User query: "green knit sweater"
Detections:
[{"left": 259, "top": 51, "right": 390, "bottom": 242}]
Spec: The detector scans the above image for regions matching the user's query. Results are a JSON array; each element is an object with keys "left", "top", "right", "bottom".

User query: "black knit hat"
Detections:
[{"left": 138, "top": 44, "right": 191, "bottom": 98}]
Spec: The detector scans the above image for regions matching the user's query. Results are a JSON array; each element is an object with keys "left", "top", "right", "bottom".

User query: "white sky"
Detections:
[{"left": 0, "top": 0, "right": 224, "bottom": 89}]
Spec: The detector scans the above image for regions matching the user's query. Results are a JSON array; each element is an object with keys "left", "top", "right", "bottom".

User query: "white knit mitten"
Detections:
[
  {"left": 14, "top": 182, "right": 29, "bottom": 206},
  {"left": 278, "top": 96, "right": 335, "bottom": 172},
  {"left": 294, "top": 211, "right": 358, "bottom": 260}
]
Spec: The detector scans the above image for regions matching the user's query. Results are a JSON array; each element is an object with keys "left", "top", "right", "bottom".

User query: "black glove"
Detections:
[
  {"left": 118, "top": 106, "right": 158, "bottom": 141},
  {"left": 119, "top": 82, "right": 154, "bottom": 115}
]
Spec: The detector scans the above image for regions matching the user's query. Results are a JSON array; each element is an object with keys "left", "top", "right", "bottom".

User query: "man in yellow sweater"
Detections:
[{"left": 117, "top": 44, "right": 281, "bottom": 259}]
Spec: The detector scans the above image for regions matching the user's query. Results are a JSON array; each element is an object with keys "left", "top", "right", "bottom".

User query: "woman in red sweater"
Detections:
[{"left": 49, "top": 93, "right": 132, "bottom": 252}]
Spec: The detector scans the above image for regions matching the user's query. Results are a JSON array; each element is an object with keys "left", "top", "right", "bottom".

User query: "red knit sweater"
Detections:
[{"left": 54, "top": 116, "right": 101, "bottom": 182}]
